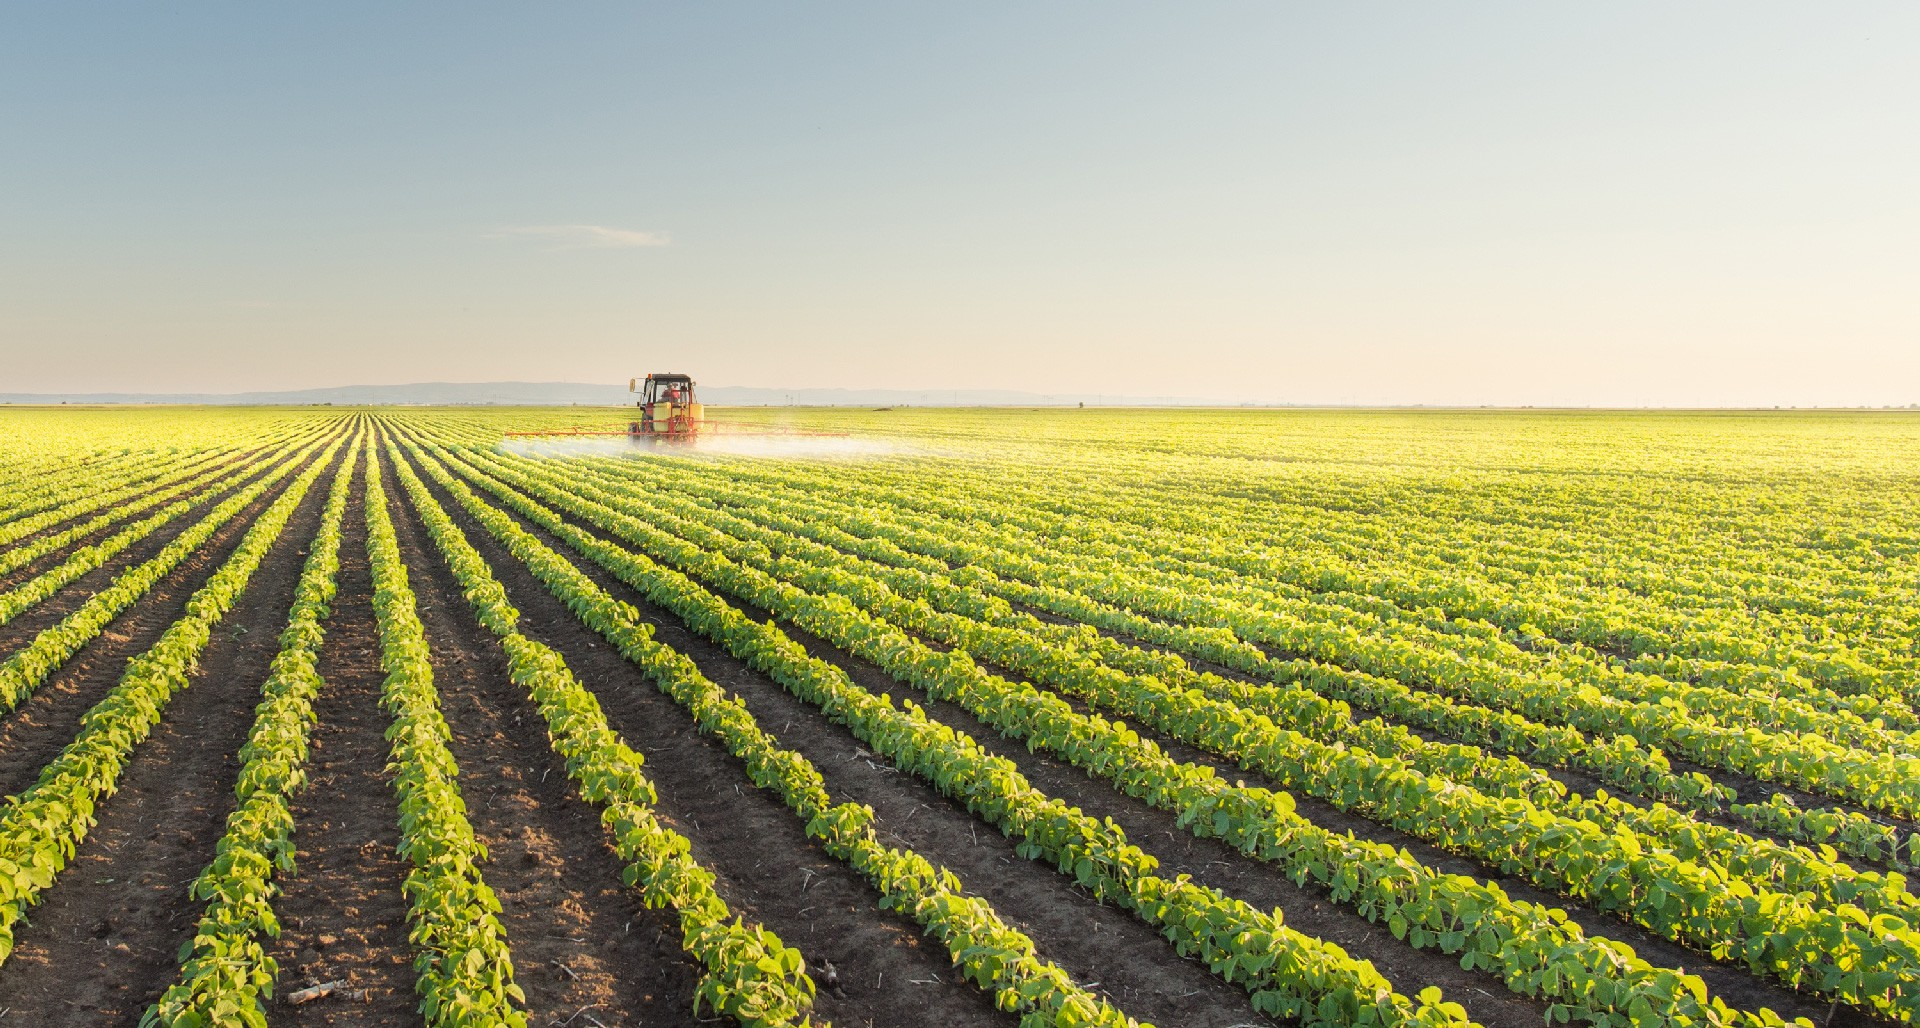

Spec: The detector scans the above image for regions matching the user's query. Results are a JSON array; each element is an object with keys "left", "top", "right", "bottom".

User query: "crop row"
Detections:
[
  {"left": 518, "top": 451, "right": 1920, "bottom": 1022},
  {"left": 0, "top": 435, "right": 330, "bottom": 715},
  {"left": 717, "top": 427, "right": 1917, "bottom": 702},
  {"left": 523, "top": 453, "right": 1916, "bottom": 927},
  {"left": 0, "top": 429, "right": 345, "bottom": 964},
  {"left": 0, "top": 442, "right": 271, "bottom": 584},
  {"left": 143, "top": 428, "right": 360, "bottom": 1026},
  {"left": 631, "top": 450, "right": 1913, "bottom": 745},
  {"left": 596, "top": 453, "right": 1918, "bottom": 820},
  {"left": 397, "top": 430, "right": 1492, "bottom": 1028},
  {"left": 383, "top": 436, "right": 827, "bottom": 1027},
  {"left": 0, "top": 426, "right": 313, "bottom": 549},
  {"left": 390, "top": 436, "right": 1144, "bottom": 1027},
  {"left": 837, "top": 452, "right": 1918, "bottom": 705},
  {"left": 439, "top": 439, "right": 1810, "bottom": 1028},
  {"left": 0, "top": 446, "right": 233, "bottom": 544},
  {"left": 0, "top": 434, "right": 308, "bottom": 629},
  {"left": 564, "top": 456, "right": 1907, "bottom": 864},
  {"left": 362, "top": 440, "right": 527, "bottom": 1026}
]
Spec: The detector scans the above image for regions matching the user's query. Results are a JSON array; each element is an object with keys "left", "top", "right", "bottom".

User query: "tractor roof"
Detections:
[{"left": 646, "top": 373, "right": 695, "bottom": 383}]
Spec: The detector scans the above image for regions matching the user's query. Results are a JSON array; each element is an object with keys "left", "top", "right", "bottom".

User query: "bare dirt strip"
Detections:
[
  {"left": 400, "top": 447, "right": 1013, "bottom": 1028},
  {"left": 405, "top": 451, "right": 1361, "bottom": 1028},
  {"left": 494, "top": 459, "right": 1876, "bottom": 1028},
  {"left": 0, "top": 454, "right": 318, "bottom": 809},
  {"left": 0, "top": 449, "right": 290, "bottom": 654},
  {"left": 0, "top": 445, "right": 269, "bottom": 595},
  {"left": 618, "top": 516, "right": 1847, "bottom": 1025},
  {"left": 0, "top": 442, "right": 341, "bottom": 1022},
  {"left": 265, "top": 463, "right": 417, "bottom": 1026},
  {"left": 949, "top": 642, "right": 1852, "bottom": 1027},
  {"left": 385, "top": 453, "right": 704, "bottom": 1028}
]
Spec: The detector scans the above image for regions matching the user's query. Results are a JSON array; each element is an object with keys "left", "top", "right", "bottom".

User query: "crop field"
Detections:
[{"left": 0, "top": 406, "right": 1915, "bottom": 1028}]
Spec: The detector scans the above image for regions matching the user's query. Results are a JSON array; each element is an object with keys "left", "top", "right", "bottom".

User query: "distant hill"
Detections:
[
  {"left": 0, "top": 382, "right": 1254, "bottom": 407},
  {"left": 0, "top": 382, "right": 628, "bottom": 406}
]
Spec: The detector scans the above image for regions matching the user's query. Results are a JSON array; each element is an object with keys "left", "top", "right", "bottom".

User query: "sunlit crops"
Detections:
[{"left": 0, "top": 404, "right": 1915, "bottom": 1028}]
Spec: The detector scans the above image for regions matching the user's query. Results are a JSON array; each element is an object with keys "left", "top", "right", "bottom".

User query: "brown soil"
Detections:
[
  {"left": 476, "top": 458, "right": 1873, "bottom": 1028},
  {"left": 382, "top": 451, "right": 705, "bottom": 1028},
  {"left": 0, "top": 453, "right": 216, "bottom": 544},
  {"left": 400, "top": 451, "right": 1410, "bottom": 1028},
  {"left": 265, "top": 455, "right": 421, "bottom": 1026},
  {"left": 0, "top": 451, "right": 291, "bottom": 654},
  {"left": 958, "top": 644, "right": 1858, "bottom": 1027},
  {"left": 1664, "top": 749, "right": 1913, "bottom": 839},
  {"left": 0, "top": 429, "right": 1874, "bottom": 1028},
  {"left": 0, "top": 456, "right": 317, "bottom": 807},
  {"left": 658, "top": 613, "right": 1479, "bottom": 1026},
  {"left": 397, "top": 447, "right": 1015, "bottom": 1028},
  {"left": 0, "top": 443, "right": 341, "bottom": 1023},
  {"left": 0, "top": 447, "right": 268, "bottom": 595},
  {"left": 776, "top": 486, "right": 1887, "bottom": 1023},
  {"left": 775, "top": 576, "right": 1857, "bottom": 1024}
]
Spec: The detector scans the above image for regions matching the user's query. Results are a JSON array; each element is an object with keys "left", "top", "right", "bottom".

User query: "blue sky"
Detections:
[{"left": 2, "top": 4, "right": 1915, "bottom": 404}]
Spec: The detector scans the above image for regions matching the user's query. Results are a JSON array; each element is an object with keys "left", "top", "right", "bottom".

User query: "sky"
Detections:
[{"left": 2, "top": 4, "right": 1915, "bottom": 406}]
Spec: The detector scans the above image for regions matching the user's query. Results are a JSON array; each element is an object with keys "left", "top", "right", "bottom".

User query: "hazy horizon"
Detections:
[
  {"left": 4, "top": 379, "right": 1919, "bottom": 410},
  {"left": 4, "top": 4, "right": 1916, "bottom": 407}
]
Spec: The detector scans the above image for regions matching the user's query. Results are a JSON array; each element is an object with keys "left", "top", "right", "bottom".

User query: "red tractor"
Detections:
[{"left": 629, "top": 373, "right": 705, "bottom": 438}]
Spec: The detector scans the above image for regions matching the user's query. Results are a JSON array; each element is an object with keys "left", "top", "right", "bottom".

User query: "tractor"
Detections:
[
  {"left": 628, "top": 373, "right": 705, "bottom": 438},
  {"left": 501, "top": 372, "right": 843, "bottom": 443}
]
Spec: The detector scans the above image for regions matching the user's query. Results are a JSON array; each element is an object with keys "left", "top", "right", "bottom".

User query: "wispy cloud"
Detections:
[{"left": 489, "top": 224, "right": 671, "bottom": 249}]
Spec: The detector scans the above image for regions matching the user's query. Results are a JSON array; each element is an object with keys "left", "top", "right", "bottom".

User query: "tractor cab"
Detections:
[{"left": 630, "top": 373, "right": 705, "bottom": 437}]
